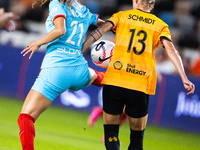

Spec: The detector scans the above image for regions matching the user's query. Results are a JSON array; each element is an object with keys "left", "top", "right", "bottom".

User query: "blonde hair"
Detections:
[
  {"left": 32, "top": 0, "right": 51, "bottom": 7},
  {"left": 140, "top": 0, "right": 155, "bottom": 11},
  {"left": 32, "top": 0, "right": 74, "bottom": 15}
]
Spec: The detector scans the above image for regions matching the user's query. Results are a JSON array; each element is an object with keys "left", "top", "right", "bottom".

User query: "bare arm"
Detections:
[
  {"left": 82, "top": 21, "right": 113, "bottom": 53},
  {"left": 21, "top": 17, "right": 66, "bottom": 59},
  {"left": 161, "top": 38, "right": 195, "bottom": 95},
  {"left": 33, "top": 17, "right": 66, "bottom": 46},
  {"left": 97, "top": 18, "right": 105, "bottom": 27}
]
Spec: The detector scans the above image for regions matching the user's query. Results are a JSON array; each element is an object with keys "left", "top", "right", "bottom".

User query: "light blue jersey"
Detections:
[
  {"left": 32, "top": 0, "right": 99, "bottom": 101},
  {"left": 41, "top": 0, "right": 98, "bottom": 68}
]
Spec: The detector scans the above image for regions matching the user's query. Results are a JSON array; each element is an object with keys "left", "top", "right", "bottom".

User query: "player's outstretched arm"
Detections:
[
  {"left": 21, "top": 16, "right": 66, "bottom": 59},
  {"left": 161, "top": 38, "right": 195, "bottom": 95},
  {"left": 82, "top": 21, "right": 113, "bottom": 53}
]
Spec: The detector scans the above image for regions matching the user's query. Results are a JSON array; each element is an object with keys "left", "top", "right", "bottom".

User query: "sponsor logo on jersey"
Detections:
[
  {"left": 113, "top": 61, "right": 123, "bottom": 70},
  {"left": 128, "top": 14, "right": 156, "bottom": 25},
  {"left": 57, "top": 48, "right": 81, "bottom": 55},
  {"left": 126, "top": 64, "right": 146, "bottom": 76}
]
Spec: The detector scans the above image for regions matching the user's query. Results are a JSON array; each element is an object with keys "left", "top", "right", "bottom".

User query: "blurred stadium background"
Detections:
[{"left": 0, "top": 0, "right": 200, "bottom": 149}]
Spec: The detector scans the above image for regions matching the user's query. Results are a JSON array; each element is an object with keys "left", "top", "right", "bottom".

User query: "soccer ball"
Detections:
[{"left": 91, "top": 40, "right": 115, "bottom": 68}]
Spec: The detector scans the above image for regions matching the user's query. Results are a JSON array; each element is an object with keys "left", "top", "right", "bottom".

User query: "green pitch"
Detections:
[{"left": 0, "top": 96, "right": 200, "bottom": 150}]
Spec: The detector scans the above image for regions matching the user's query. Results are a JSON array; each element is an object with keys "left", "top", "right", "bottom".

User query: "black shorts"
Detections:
[{"left": 103, "top": 85, "right": 149, "bottom": 118}]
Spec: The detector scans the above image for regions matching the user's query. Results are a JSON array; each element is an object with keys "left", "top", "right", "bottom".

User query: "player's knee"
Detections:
[
  {"left": 104, "top": 113, "right": 121, "bottom": 124},
  {"left": 128, "top": 115, "right": 147, "bottom": 131},
  {"left": 88, "top": 68, "right": 97, "bottom": 83}
]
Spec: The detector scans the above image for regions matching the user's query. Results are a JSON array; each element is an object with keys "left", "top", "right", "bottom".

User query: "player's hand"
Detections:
[
  {"left": 21, "top": 41, "right": 40, "bottom": 59},
  {"left": 183, "top": 79, "right": 195, "bottom": 95},
  {"left": 4, "top": 20, "right": 16, "bottom": 31},
  {"left": 0, "top": 8, "right": 19, "bottom": 31}
]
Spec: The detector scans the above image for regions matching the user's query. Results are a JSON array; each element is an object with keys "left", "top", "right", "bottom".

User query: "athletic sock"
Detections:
[
  {"left": 17, "top": 113, "right": 35, "bottom": 150},
  {"left": 92, "top": 70, "right": 105, "bottom": 87},
  {"left": 128, "top": 129, "right": 145, "bottom": 150},
  {"left": 104, "top": 124, "right": 120, "bottom": 150}
]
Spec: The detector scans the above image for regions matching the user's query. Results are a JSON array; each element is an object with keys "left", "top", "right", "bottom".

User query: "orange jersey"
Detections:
[{"left": 102, "top": 9, "right": 172, "bottom": 95}]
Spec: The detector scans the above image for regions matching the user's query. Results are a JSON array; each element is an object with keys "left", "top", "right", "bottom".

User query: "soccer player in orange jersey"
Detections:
[{"left": 82, "top": 0, "right": 195, "bottom": 149}]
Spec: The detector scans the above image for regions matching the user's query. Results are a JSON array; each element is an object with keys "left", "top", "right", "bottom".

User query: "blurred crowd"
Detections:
[{"left": 0, "top": 0, "right": 200, "bottom": 77}]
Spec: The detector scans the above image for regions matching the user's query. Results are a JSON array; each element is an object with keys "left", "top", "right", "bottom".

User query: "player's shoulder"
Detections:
[
  {"left": 144, "top": 11, "right": 168, "bottom": 26},
  {"left": 49, "top": 0, "right": 64, "bottom": 9},
  {"left": 139, "top": 10, "right": 169, "bottom": 27},
  {"left": 49, "top": 0, "right": 59, "bottom": 6},
  {"left": 150, "top": 14, "right": 167, "bottom": 25}
]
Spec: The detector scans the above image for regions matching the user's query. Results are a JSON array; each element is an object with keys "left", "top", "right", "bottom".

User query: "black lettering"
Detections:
[
  {"left": 148, "top": 19, "right": 152, "bottom": 24},
  {"left": 144, "top": 18, "right": 148, "bottom": 24},
  {"left": 126, "top": 68, "right": 129, "bottom": 72},
  {"left": 126, "top": 67, "right": 146, "bottom": 76},
  {"left": 128, "top": 14, "right": 156, "bottom": 25},
  {"left": 133, "top": 15, "right": 137, "bottom": 20},
  {"left": 152, "top": 20, "right": 155, "bottom": 25},
  {"left": 132, "top": 69, "right": 135, "bottom": 73},
  {"left": 128, "top": 14, "right": 132, "bottom": 19},
  {"left": 126, "top": 68, "right": 131, "bottom": 72}
]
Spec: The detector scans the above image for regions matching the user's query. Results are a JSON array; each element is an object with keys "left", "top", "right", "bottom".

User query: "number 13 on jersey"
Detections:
[{"left": 127, "top": 29, "right": 147, "bottom": 55}]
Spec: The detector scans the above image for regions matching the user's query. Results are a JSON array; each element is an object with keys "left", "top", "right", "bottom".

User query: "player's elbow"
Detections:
[
  {"left": 167, "top": 48, "right": 180, "bottom": 58},
  {"left": 59, "top": 28, "right": 66, "bottom": 36},
  {"left": 56, "top": 28, "right": 66, "bottom": 36}
]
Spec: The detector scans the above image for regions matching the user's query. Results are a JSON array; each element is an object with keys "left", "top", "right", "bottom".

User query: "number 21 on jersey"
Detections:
[{"left": 66, "top": 21, "right": 84, "bottom": 47}]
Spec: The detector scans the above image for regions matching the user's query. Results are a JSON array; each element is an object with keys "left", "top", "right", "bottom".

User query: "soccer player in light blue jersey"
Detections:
[{"left": 17, "top": 0, "right": 105, "bottom": 149}]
